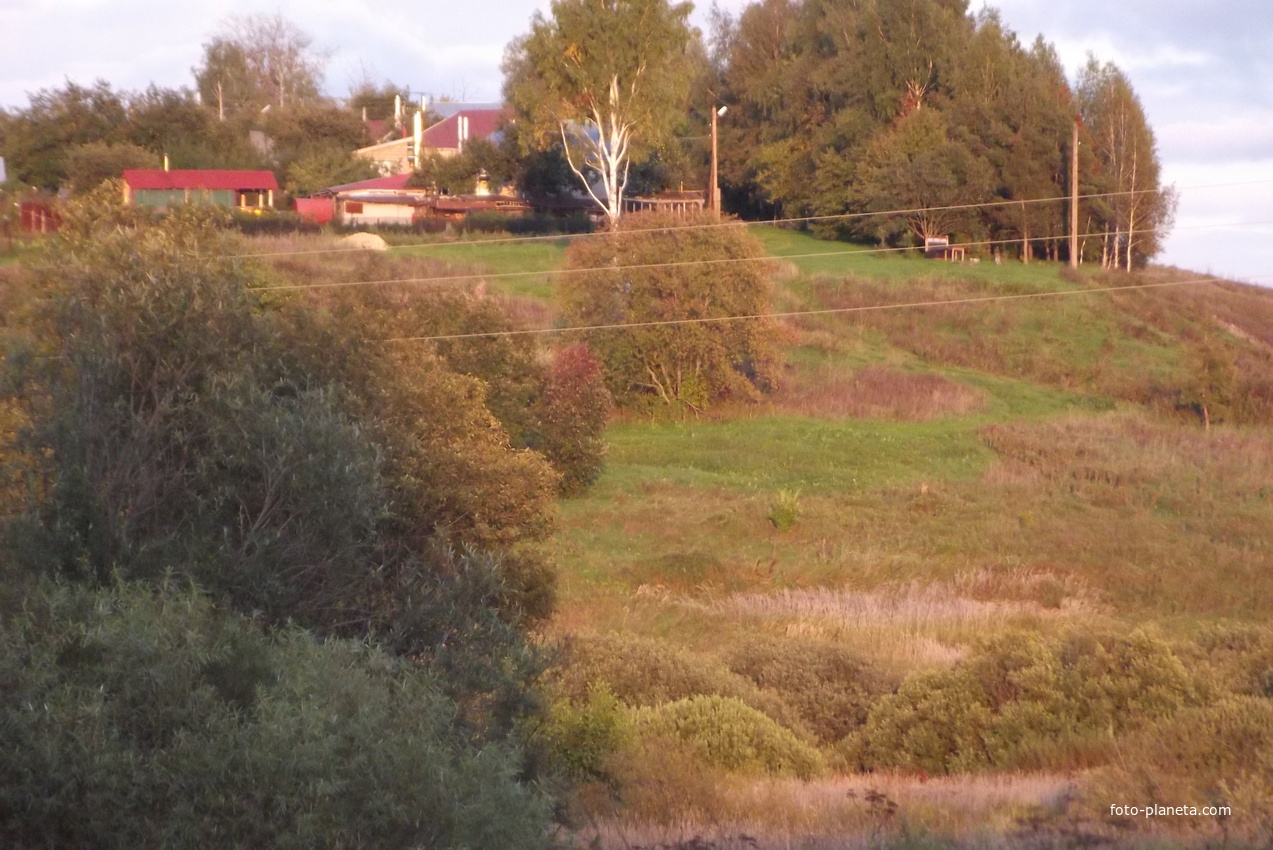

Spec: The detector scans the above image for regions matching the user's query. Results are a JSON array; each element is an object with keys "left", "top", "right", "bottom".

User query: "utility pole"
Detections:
[
  {"left": 710, "top": 105, "right": 727, "bottom": 217},
  {"left": 1070, "top": 116, "right": 1080, "bottom": 269}
]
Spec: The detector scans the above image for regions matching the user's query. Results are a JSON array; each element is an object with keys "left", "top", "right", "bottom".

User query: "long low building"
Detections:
[{"left": 122, "top": 169, "right": 279, "bottom": 210}]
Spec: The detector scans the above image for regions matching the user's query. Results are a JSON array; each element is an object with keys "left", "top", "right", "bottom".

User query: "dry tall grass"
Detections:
[
  {"left": 699, "top": 578, "right": 1094, "bottom": 672},
  {"left": 240, "top": 232, "right": 557, "bottom": 331},
  {"left": 772, "top": 366, "right": 987, "bottom": 421},
  {"left": 577, "top": 772, "right": 1076, "bottom": 849}
]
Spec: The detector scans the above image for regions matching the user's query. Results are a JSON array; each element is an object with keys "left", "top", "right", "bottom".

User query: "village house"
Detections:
[
  {"left": 121, "top": 169, "right": 278, "bottom": 211},
  {"left": 353, "top": 104, "right": 509, "bottom": 176}
]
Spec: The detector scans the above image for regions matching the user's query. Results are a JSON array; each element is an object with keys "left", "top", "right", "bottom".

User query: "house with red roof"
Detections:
[
  {"left": 121, "top": 169, "right": 279, "bottom": 211},
  {"left": 313, "top": 172, "right": 434, "bottom": 227},
  {"left": 353, "top": 107, "right": 510, "bottom": 176}
]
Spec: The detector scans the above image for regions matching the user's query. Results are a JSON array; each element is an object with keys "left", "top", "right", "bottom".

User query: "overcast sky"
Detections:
[{"left": 2, "top": 0, "right": 1269, "bottom": 283}]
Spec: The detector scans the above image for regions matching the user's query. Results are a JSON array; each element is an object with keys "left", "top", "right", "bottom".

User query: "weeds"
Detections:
[{"left": 767, "top": 489, "right": 801, "bottom": 532}]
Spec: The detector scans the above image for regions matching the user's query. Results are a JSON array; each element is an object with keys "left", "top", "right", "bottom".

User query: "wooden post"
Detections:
[
  {"left": 710, "top": 107, "right": 720, "bottom": 218},
  {"left": 1070, "top": 117, "right": 1080, "bottom": 269}
]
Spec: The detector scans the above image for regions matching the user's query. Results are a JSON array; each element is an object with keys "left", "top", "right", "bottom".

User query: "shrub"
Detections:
[
  {"left": 462, "top": 211, "right": 594, "bottom": 236},
  {"left": 722, "top": 634, "right": 889, "bottom": 746},
  {"left": 0, "top": 581, "right": 553, "bottom": 849},
  {"left": 558, "top": 210, "right": 782, "bottom": 411},
  {"left": 1189, "top": 622, "right": 1273, "bottom": 699},
  {"left": 631, "top": 695, "right": 827, "bottom": 779},
  {"left": 230, "top": 208, "right": 323, "bottom": 236},
  {"left": 0, "top": 194, "right": 561, "bottom": 845},
  {"left": 3, "top": 192, "right": 558, "bottom": 714},
  {"left": 529, "top": 343, "right": 612, "bottom": 495},
  {"left": 1083, "top": 697, "right": 1273, "bottom": 842},
  {"left": 297, "top": 284, "right": 608, "bottom": 501},
  {"left": 556, "top": 632, "right": 806, "bottom": 734},
  {"left": 537, "top": 682, "right": 631, "bottom": 785},
  {"left": 853, "top": 630, "right": 1199, "bottom": 774}
]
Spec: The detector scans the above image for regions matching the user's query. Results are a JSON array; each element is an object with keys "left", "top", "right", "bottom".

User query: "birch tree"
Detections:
[
  {"left": 503, "top": 0, "right": 694, "bottom": 226},
  {"left": 1077, "top": 57, "right": 1174, "bottom": 270}
]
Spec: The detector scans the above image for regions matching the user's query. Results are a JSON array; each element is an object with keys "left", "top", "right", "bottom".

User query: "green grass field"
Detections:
[{"left": 396, "top": 236, "right": 569, "bottom": 300}]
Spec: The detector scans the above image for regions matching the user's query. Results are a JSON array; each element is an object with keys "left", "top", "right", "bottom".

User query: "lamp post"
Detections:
[{"left": 710, "top": 105, "right": 727, "bottom": 217}]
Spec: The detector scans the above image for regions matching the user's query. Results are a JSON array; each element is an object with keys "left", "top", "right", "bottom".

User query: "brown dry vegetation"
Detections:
[
  {"left": 770, "top": 365, "right": 988, "bottom": 421},
  {"left": 578, "top": 772, "right": 1078, "bottom": 850}
]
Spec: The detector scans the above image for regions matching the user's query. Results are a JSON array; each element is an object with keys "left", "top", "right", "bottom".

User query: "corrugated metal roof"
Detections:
[{"left": 123, "top": 169, "right": 279, "bottom": 191}]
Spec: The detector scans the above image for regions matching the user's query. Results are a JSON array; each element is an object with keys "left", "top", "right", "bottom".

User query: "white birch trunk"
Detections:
[
  {"left": 1125, "top": 148, "right": 1138, "bottom": 272},
  {"left": 560, "top": 75, "right": 634, "bottom": 228}
]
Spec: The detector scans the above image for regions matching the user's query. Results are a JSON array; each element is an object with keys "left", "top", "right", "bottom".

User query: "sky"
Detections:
[{"left": 2, "top": 0, "right": 1270, "bottom": 283}]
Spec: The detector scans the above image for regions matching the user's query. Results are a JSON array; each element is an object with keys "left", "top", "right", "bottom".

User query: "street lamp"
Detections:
[{"left": 710, "top": 105, "right": 727, "bottom": 217}]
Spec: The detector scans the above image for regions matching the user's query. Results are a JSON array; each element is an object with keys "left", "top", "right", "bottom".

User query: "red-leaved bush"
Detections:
[{"left": 532, "top": 343, "right": 612, "bottom": 495}]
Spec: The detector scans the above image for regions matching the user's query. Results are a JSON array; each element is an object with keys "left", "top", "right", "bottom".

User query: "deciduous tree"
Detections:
[
  {"left": 195, "top": 14, "right": 326, "bottom": 116},
  {"left": 503, "top": 0, "right": 695, "bottom": 226},
  {"left": 849, "top": 109, "right": 992, "bottom": 245},
  {"left": 0, "top": 81, "right": 128, "bottom": 189},
  {"left": 62, "top": 141, "right": 157, "bottom": 194},
  {"left": 1077, "top": 57, "right": 1175, "bottom": 270}
]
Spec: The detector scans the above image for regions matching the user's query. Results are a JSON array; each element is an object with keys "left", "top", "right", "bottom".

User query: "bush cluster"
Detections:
[
  {"left": 631, "top": 696, "right": 827, "bottom": 779},
  {"left": 0, "top": 194, "right": 565, "bottom": 845},
  {"left": 851, "top": 630, "right": 1199, "bottom": 774},
  {"left": 463, "top": 210, "right": 594, "bottom": 236},
  {"left": 0, "top": 582, "right": 551, "bottom": 849},
  {"left": 303, "top": 280, "right": 611, "bottom": 503},
  {"left": 559, "top": 211, "right": 782, "bottom": 412},
  {"left": 556, "top": 632, "right": 802, "bottom": 732},
  {"left": 723, "top": 634, "right": 889, "bottom": 746},
  {"left": 1082, "top": 696, "right": 1273, "bottom": 842},
  {"left": 229, "top": 208, "right": 324, "bottom": 236}
]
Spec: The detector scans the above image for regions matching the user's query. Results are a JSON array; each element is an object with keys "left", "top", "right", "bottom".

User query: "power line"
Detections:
[
  {"left": 253, "top": 219, "right": 1273, "bottom": 293},
  {"left": 229, "top": 177, "right": 1273, "bottom": 260},
  {"left": 384, "top": 272, "right": 1273, "bottom": 343}
]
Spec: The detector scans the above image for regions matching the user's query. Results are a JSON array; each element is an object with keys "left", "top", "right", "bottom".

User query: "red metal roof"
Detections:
[
  {"left": 324, "top": 173, "right": 414, "bottom": 193},
  {"left": 422, "top": 109, "right": 509, "bottom": 150},
  {"left": 123, "top": 169, "right": 279, "bottom": 191}
]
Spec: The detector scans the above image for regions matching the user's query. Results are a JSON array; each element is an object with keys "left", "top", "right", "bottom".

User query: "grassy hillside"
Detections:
[{"left": 247, "top": 228, "right": 1273, "bottom": 848}]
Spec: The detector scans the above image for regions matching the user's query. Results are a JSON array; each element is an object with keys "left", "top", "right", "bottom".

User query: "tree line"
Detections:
[
  {"left": 709, "top": 0, "right": 1174, "bottom": 266},
  {"left": 0, "top": 14, "right": 392, "bottom": 199},
  {"left": 504, "top": 0, "right": 1173, "bottom": 266},
  {"left": 1, "top": 1, "right": 1172, "bottom": 260}
]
